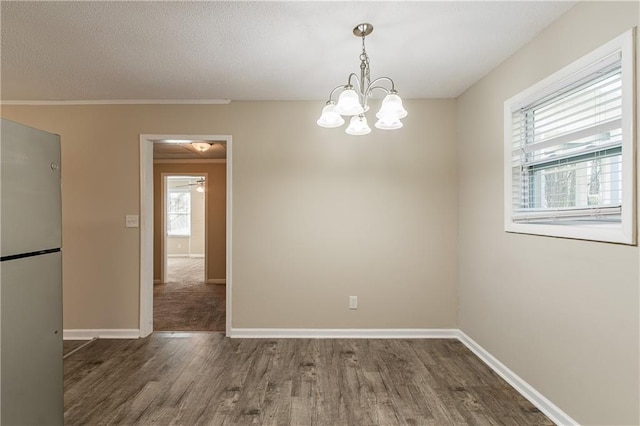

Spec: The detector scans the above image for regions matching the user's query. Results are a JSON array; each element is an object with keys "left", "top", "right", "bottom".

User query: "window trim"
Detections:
[{"left": 504, "top": 28, "right": 635, "bottom": 245}]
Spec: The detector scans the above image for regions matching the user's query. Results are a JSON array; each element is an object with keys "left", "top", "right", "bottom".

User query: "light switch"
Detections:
[
  {"left": 349, "top": 296, "right": 358, "bottom": 310},
  {"left": 125, "top": 215, "right": 139, "bottom": 228}
]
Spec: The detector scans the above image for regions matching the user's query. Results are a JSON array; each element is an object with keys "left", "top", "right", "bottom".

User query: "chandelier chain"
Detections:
[{"left": 360, "top": 35, "right": 371, "bottom": 87}]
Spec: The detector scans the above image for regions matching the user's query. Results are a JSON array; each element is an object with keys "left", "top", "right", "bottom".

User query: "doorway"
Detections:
[
  {"left": 139, "top": 135, "right": 232, "bottom": 337},
  {"left": 163, "top": 175, "right": 207, "bottom": 285},
  {"left": 153, "top": 173, "right": 223, "bottom": 331}
]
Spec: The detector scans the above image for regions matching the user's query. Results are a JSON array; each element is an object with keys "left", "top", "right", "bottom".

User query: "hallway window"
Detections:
[{"left": 168, "top": 191, "right": 191, "bottom": 236}]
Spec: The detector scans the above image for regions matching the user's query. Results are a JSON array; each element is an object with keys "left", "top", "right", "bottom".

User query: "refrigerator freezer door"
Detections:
[
  {"left": 1, "top": 119, "right": 61, "bottom": 257},
  {"left": 1, "top": 251, "right": 63, "bottom": 425}
]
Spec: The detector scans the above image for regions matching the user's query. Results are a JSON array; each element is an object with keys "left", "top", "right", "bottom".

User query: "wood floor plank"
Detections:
[
  {"left": 364, "top": 371, "right": 402, "bottom": 425},
  {"left": 63, "top": 334, "right": 555, "bottom": 426},
  {"left": 230, "top": 341, "right": 276, "bottom": 424},
  {"left": 290, "top": 396, "right": 314, "bottom": 426},
  {"left": 260, "top": 379, "right": 293, "bottom": 426},
  {"left": 312, "top": 340, "right": 347, "bottom": 426}
]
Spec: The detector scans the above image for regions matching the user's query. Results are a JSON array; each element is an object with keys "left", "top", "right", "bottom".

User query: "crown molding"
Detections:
[{"left": 0, "top": 99, "right": 231, "bottom": 106}]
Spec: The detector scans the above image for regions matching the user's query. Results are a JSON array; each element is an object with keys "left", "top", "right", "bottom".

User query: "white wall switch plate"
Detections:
[
  {"left": 125, "top": 215, "right": 139, "bottom": 228},
  {"left": 349, "top": 296, "right": 358, "bottom": 310}
]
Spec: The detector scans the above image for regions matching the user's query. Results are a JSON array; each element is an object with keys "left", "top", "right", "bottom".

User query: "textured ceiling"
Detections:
[{"left": 1, "top": 1, "right": 575, "bottom": 102}]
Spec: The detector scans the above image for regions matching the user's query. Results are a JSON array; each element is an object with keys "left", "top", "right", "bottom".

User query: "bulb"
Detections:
[
  {"left": 345, "top": 115, "right": 371, "bottom": 136},
  {"left": 317, "top": 103, "right": 345, "bottom": 128},
  {"left": 376, "top": 93, "right": 408, "bottom": 120}
]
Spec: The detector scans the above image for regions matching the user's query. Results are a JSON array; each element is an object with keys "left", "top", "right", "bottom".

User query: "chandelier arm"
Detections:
[
  {"left": 367, "top": 86, "right": 392, "bottom": 96},
  {"left": 346, "top": 73, "right": 362, "bottom": 91},
  {"left": 346, "top": 73, "right": 367, "bottom": 107},
  {"left": 327, "top": 85, "right": 346, "bottom": 102},
  {"left": 366, "top": 77, "right": 396, "bottom": 96}
]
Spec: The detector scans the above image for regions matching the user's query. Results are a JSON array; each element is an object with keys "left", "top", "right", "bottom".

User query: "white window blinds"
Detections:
[{"left": 510, "top": 53, "right": 623, "bottom": 224}]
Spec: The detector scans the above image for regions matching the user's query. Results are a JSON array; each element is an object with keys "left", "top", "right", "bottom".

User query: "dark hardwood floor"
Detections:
[
  {"left": 154, "top": 257, "right": 226, "bottom": 332},
  {"left": 63, "top": 333, "right": 553, "bottom": 425},
  {"left": 63, "top": 339, "right": 90, "bottom": 356}
]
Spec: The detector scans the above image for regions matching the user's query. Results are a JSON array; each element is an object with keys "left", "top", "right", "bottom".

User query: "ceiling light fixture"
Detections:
[
  {"left": 317, "top": 23, "right": 407, "bottom": 135},
  {"left": 192, "top": 142, "right": 212, "bottom": 152}
]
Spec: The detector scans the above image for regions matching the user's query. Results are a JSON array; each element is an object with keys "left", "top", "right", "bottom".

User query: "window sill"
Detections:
[{"left": 505, "top": 221, "right": 634, "bottom": 245}]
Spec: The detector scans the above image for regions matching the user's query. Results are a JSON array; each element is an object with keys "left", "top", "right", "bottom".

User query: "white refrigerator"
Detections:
[{"left": 1, "top": 118, "right": 63, "bottom": 425}]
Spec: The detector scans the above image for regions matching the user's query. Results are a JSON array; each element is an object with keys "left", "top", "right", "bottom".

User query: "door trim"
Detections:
[{"left": 139, "top": 134, "right": 232, "bottom": 337}]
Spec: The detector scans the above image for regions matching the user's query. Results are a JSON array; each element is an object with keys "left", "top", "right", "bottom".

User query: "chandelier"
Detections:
[{"left": 317, "top": 23, "right": 407, "bottom": 136}]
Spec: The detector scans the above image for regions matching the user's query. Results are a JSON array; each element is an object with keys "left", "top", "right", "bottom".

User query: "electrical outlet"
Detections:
[{"left": 349, "top": 296, "right": 358, "bottom": 310}]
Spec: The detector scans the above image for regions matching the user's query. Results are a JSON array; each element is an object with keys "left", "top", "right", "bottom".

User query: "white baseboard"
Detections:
[
  {"left": 456, "top": 331, "right": 578, "bottom": 426},
  {"left": 63, "top": 329, "right": 141, "bottom": 340},
  {"left": 228, "top": 328, "right": 459, "bottom": 339},
  {"left": 206, "top": 279, "right": 226, "bottom": 284}
]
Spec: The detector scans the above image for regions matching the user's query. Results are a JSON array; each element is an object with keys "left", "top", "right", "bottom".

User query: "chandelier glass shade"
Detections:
[
  {"left": 335, "top": 89, "right": 364, "bottom": 116},
  {"left": 316, "top": 103, "right": 345, "bottom": 128},
  {"left": 317, "top": 23, "right": 407, "bottom": 135},
  {"left": 346, "top": 115, "right": 372, "bottom": 136},
  {"left": 375, "top": 116, "right": 403, "bottom": 130}
]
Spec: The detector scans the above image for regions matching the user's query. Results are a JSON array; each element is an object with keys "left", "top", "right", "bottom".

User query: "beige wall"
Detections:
[
  {"left": 153, "top": 164, "right": 226, "bottom": 280},
  {"left": 0, "top": 99, "right": 458, "bottom": 330},
  {"left": 166, "top": 236, "right": 190, "bottom": 256},
  {"left": 189, "top": 182, "right": 205, "bottom": 255},
  {"left": 456, "top": 2, "right": 639, "bottom": 425}
]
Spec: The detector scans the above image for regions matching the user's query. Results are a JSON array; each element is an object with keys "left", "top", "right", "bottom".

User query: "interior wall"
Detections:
[
  {"left": 154, "top": 165, "right": 226, "bottom": 281},
  {"left": 456, "top": 2, "right": 639, "bottom": 425},
  {"left": 0, "top": 99, "right": 457, "bottom": 330},
  {"left": 189, "top": 181, "right": 205, "bottom": 256},
  {"left": 166, "top": 237, "right": 189, "bottom": 256}
]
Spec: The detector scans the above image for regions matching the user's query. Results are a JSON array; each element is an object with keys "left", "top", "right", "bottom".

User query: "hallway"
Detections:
[{"left": 154, "top": 258, "right": 225, "bottom": 332}]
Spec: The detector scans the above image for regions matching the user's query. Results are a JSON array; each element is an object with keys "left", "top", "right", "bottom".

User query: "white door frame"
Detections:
[
  {"left": 162, "top": 173, "right": 209, "bottom": 284},
  {"left": 139, "top": 134, "right": 232, "bottom": 337}
]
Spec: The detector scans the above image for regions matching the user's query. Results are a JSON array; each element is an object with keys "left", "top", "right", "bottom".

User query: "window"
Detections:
[
  {"left": 167, "top": 190, "right": 191, "bottom": 236},
  {"left": 504, "top": 29, "right": 635, "bottom": 244}
]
